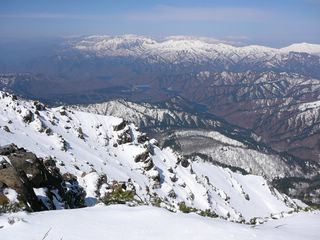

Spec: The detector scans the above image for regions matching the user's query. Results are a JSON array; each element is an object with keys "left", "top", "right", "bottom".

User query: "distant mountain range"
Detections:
[
  {"left": 0, "top": 35, "right": 319, "bottom": 163},
  {"left": 70, "top": 35, "right": 320, "bottom": 58}
]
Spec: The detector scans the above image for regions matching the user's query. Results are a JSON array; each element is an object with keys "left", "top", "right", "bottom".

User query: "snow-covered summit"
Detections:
[
  {"left": 73, "top": 34, "right": 157, "bottom": 56},
  {"left": 281, "top": 43, "right": 320, "bottom": 54}
]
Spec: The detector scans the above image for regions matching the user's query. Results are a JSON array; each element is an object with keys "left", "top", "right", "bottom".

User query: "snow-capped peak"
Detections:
[
  {"left": 73, "top": 34, "right": 156, "bottom": 53},
  {"left": 280, "top": 42, "right": 320, "bottom": 54}
]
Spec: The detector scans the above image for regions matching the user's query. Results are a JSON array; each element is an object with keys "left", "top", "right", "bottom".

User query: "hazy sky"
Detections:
[{"left": 0, "top": 0, "right": 319, "bottom": 47}]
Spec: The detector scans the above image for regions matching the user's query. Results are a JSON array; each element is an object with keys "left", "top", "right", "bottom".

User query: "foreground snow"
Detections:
[{"left": 0, "top": 205, "right": 319, "bottom": 240}]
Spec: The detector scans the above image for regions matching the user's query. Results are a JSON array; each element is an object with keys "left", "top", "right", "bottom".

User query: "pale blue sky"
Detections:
[{"left": 0, "top": 0, "right": 319, "bottom": 46}]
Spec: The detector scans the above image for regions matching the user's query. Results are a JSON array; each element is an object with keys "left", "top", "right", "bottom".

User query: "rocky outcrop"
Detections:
[
  {"left": 116, "top": 127, "right": 132, "bottom": 145},
  {"left": 134, "top": 150, "right": 149, "bottom": 163},
  {"left": 0, "top": 144, "right": 85, "bottom": 212},
  {"left": 113, "top": 120, "right": 127, "bottom": 131}
]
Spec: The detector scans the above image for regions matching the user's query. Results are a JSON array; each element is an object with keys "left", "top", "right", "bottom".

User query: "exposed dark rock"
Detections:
[
  {"left": 2, "top": 125, "right": 11, "bottom": 133},
  {"left": 33, "top": 101, "right": 46, "bottom": 111},
  {"left": 134, "top": 151, "right": 149, "bottom": 163},
  {"left": 59, "top": 137, "right": 70, "bottom": 151},
  {"left": 0, "top": 144, "right": 23, "bottom": 155},
  {"left": 0, "top": 154, "right": 46, "bottom": 211},
  {"left": 59, "top": 109, "right": 67, "bottom": 116},
  {"left": 244, "top": 194, "right": 250, "bottom": 201},
  {"left": 61, "top": 176, "right": 85, "bottom": 209},
  {"left": 117, "top": 128, "right": 132, "bottom": 145},
  {"left": 180, "top": 158, "right": 190, "bottom": 168},
  {"left": 0, "top": 144, "right": 85, "bottom": 212},
  {"left": 11, "top": 94, "right": 17, "bottom": 101},
  {"left": 168, "top": 189, "right": 177, "bottom": 199},
  {"left": 0, "top": 192, "right": 9, "bottom": 205},
  {"left": 95, "top": 174, "right": 108, "bottom": 198},
  {"left": 170, "top": 174, "right": 178, "bottom": 182},
  {"left": 22, "top": 110, "right": 34, "bottom": 124},
  {"left": 137, "top": 133, "right": 148, "bottom": 143},
  {"left": 143, "top": 158, "right": 154, "bottom": 171},
  {"left": 77, "top": 127, "right": 85, "bottom": 140},
  {"left": 43, "top": 157, "right": 57, "bottom": 168},
  {"left": 44, "top": 128, "right": 53, "bottom": 136},
  {"left": 113, "top": 120, "right": 127, "bottom": 131}
]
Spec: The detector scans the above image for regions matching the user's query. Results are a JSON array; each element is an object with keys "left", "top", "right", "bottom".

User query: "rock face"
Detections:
[{"left": 0, "top": 144, "right": 85, "bottom": 212}]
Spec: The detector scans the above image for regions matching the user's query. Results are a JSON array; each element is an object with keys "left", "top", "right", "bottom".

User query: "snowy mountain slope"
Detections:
[
  {"left": 71, "top": 98, "right": 218, "bottom": 131},
  {"left": 283, "top": 100, "right": 320, "bottom": 139},
  {"left": 0, "top": 91, "right": 301, "bottom": 221},
  {"left": 72, "top": 99, "right": 317, "bottom": 180},
  {"left": 159, "top": 130, "right": 297, "bottom": 178},
  {"left": 0, "top": 205, "right": 319, "bottom": 240}
]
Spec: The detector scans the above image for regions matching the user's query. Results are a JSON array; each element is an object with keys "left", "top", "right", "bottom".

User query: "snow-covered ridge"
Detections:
[
  {"left": 72, "top": 99, "right": 310, "bottom": 179},
  {"left": 0, "top": 91, "right": 303, "bottom": 221},
  {"left": 69, "top": 35, "right": 320, "bottom": 60},
  {"left": 72, "top": 98, "right": 212, "bottom": 132}
]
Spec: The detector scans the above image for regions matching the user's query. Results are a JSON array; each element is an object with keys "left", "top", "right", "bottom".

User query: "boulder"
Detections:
[
  {"left": 33, "top": 101, "right": 46, "bottom": 111},
  {"left": 22, "top": 110, "right": 34, "bottom": 124},
  {"left": 0, "top": 144, "right": 85, "bottom": 212},
  {"left": 180, "top": 158, "right": 190, "bottom": 168},
  {"left": 143, "top": 158, "right": 154, "bottom": 171},
  {"left": 134, "top": 151, "right": 149, "bottom": 163}
]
